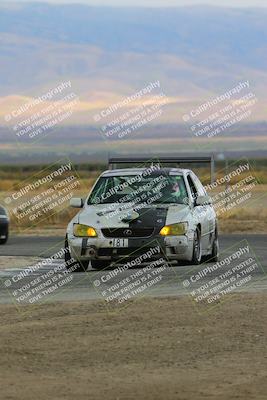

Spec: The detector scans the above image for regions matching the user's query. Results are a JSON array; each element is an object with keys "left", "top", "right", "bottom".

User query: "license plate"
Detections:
[{"left": 112, "top": 238, "right": 128, "bottom": 247}]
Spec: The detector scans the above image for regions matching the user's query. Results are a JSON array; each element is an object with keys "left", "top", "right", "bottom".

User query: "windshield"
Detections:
[{"left": 88, "top": 173, "right": 188, "bottom": 205}]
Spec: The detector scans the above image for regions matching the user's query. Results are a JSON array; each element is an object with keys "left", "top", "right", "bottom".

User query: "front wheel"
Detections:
[
  {"left": 64, "top": 236, "right": 89, "bottom": 272},
  {"left": 191, "top": 228, "right": 202, "bottom": 265}
]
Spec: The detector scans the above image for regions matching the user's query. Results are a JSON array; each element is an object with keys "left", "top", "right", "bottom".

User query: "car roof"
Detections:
[{"left": 101, "top": 167, "right": 191, "bottom": 177}]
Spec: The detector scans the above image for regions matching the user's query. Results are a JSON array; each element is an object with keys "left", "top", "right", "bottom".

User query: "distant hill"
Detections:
[
  {"left": 0, "top": 2, "right": 267, "bottom": 162},
  {"left": 1, "top": 3, "right": 267, "bottom": 98}
]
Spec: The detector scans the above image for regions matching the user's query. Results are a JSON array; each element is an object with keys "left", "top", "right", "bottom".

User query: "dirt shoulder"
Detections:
[
  {"left": 0, "top": 294, "right": 266, "bottom": 400},
  {"left": 0, "top": 256, "right": 42, "bottom": 270}
]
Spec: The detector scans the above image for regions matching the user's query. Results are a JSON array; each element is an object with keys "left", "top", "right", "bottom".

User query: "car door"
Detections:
[
  {"left": 187, "top": 173, "right": 210, "bottom": 251},
  {"left": 191, "top": 173, "right": 216, "bottom": 246}
]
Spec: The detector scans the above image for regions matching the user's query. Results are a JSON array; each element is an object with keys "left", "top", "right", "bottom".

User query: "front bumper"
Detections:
[{"left": 68, "top": 233, "right": 194, "bottom": 263}]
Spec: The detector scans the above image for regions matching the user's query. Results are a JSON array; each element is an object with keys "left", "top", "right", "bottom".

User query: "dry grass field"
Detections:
[{"left": 0, "top": 165, "right": 266, "bottom": 234}]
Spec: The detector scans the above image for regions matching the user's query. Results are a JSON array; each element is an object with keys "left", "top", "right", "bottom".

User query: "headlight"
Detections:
[
  {"left": 73, "top": 224, "right": 98, "bottom": 237},
  {"left": 160, "top": 222, "right": 188, "bottom": 236}
]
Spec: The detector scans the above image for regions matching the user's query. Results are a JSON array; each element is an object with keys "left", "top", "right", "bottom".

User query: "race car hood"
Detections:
[{"left": 77, "top": 203, "right": 190, "bottom": 229}]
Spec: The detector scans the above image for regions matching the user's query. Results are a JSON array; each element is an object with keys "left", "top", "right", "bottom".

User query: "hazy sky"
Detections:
[{"left": 11, "top": 0, "right": 267, "bottom": 7}]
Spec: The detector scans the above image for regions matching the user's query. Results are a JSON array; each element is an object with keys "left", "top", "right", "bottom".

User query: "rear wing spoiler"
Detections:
[{"left": 108, "top": 155, "right": 215, "bottom": 183}]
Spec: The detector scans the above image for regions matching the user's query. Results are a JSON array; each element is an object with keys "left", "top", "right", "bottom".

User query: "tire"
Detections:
[
  {"left": 64, "top": 236, "right": 89, "bottom": 272},
  {"left": 211, "top": 229, "right": 219, "bottom": 262},
  {"left": 0, "top": 231, "right": 8, "bottom": 245},
  {"left": 91, "top": 260, "right": 111, "bottom": 270},
  {"left": 191, "top": 228, "right": 202, "bottom": 265}
]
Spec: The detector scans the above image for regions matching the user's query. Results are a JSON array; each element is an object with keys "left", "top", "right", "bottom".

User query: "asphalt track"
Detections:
[{"left": 0, "top": 234, "right": 266, "bottom": 306}]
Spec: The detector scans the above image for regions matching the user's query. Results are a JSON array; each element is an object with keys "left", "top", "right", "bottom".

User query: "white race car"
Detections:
[{"left": 65, "top": 158, "right": 219, "bottom": 271}]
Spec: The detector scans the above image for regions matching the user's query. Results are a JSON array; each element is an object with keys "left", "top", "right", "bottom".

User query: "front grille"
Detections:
[
  {"left": 102, "top": 227, "right": 154, "bottom": 238},
  {"left": 98, "top": 247, "right": 163, "bottom": 258}
]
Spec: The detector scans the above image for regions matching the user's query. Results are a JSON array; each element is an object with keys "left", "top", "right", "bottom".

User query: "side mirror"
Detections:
[
  {"left": 195, "top": 195, "right": 212, "bottom": 206},
  {"left": 70, "top": 198, "right": 84, "bottom": 208}
]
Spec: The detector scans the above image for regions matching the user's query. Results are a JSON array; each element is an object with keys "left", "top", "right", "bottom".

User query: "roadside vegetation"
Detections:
[{"left": 0, "top": 160, "right": 266, "bottom": 234}]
